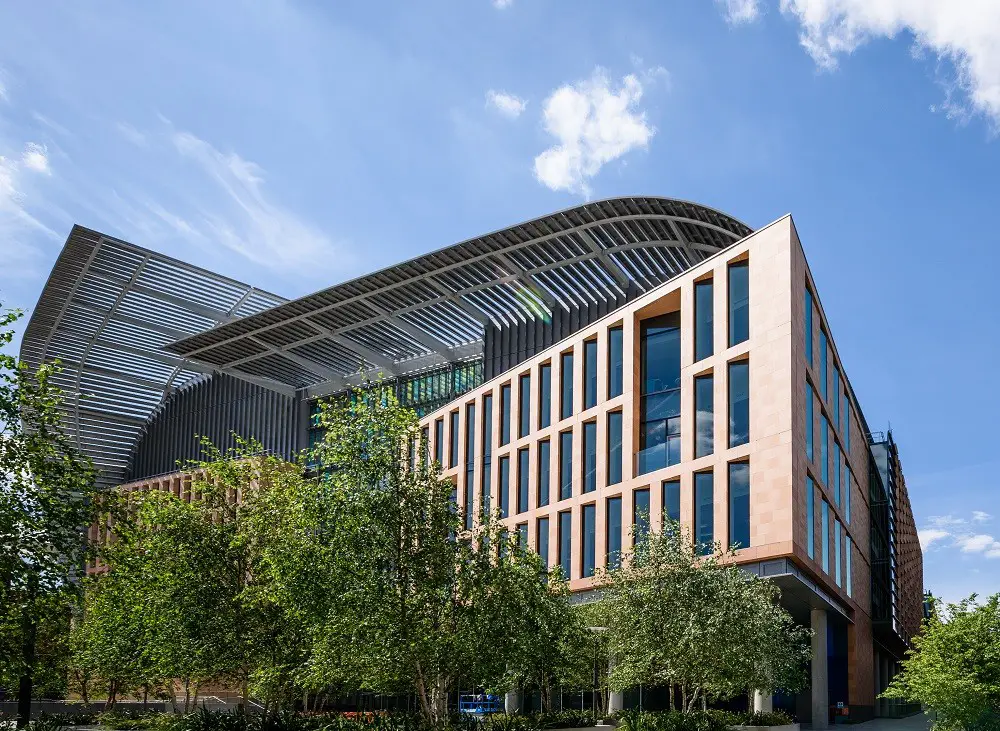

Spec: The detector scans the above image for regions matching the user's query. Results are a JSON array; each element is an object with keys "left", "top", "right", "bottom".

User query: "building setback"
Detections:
[{"left": 22, "top": 199, "right": 922, "bottom": 724}]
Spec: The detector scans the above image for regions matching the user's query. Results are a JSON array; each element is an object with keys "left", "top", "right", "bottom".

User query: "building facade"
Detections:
[{"left": 23, "top": 199, "right": 921, "bottom": 724}]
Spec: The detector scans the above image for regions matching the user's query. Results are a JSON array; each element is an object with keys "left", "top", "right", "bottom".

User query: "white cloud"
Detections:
[
  {"left": 766, "top": 0, "right": 1000, "bottom": 124},
  {"left": 972, "top": 510, "right": 992, "bottom": 523},
  {"left": 954, "top": 533, "right": 1000, "bottom": 557},
  {"left": 116, "top": 122, "right": 147, "bottom": 147},
  {"left": 719, "top": 0, "right": 762, "bottom": 24},
  {"left": 919, "top": 528, "right": 950, "bottom": 550},
  {"left": 928, "top": 514, "right": 967, "bottom": 527},
  {"left": 493, "top": 0, "right": 514, "bottom": 7},
  {"left": 21, "top": 142, "right": 50, "bottom": 175},
  {"left": 486, "top": 90, "right": 527, "bottom": 119},
  {"left": 533, "top": 68, "right": 656, "bottom": 197}
]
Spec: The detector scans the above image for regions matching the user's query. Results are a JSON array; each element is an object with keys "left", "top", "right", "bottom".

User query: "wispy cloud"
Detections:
[
  {"left": 492, "top": 0, "right": 514, "bottom": 8},
  {"left": 116, "top": 122, "right": 147, "bottom": 147},
  {"left": 21, "top": 142, "right": 50, "bottom": 175},
  {"left": 973, "top": 510, "right": 992, "bottom": 523},
  {"left": 918, "top": 528, "right": 950, "bottom": 550},
  {"left": 955, "top": 534, "right": 1000, "bottom": 558},
  {"left": 486, "top": 90, "right": 527, "bottom": 118},
  {"left": 918, "top": 511, "right": 1000, "bottom": 559},
  {"left": 533, "top": 67, "right": 658, "bottom": 197},
  {"left": 717, "top": 0, "right": 761, "bottom": 25}
]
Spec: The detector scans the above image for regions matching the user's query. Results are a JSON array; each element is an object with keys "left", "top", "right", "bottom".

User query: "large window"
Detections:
[
  {"left": 819, "top": 330, "right": 828, "bottom": 400},
  {"left": 537, "top": 516, "right": 550, "bottom": 569},
  {"left": 832, "top": 367, "right": 841, "bottom": 426},
  {"left": 538, "top": 439, "right": 551, "bottom": 507},
  {"left": 607, "top": 496, "right": 623, "bottom": 569},
  {"left": 845, "top": 535, "right": 853, "bottom": 597},
  {"left": 728, "top": 261, "right": 749, "bottom": 347},
  {"left": 805, "top": 288, "right": 814, "bottom": 365},
  {"left": 844, "top": 460, "right": 851, "bottom": 525},
  {"left": 821, "top": 417, "right": 829, "bottom": 485},
  {"left": 834, "top": 519, "right": 842, "bottom": 587},
  {"left": 498, "top": 455, "right": 510, "bottom": 519},
  {"left": 729, "top": 462, "right": 750, "bottom": 550},
  {"left": 449, "top": 410, "right": 460, "bottom": 469},
  {"left": 821, "top": 499, "right": 830, "bottom": 574},
  {"left": 517, "top": 448, "right": 529, "bottom": 514},
  {"left": 806, "top": 383, "right": 815, "bottom": 462},
  {"left": 695, "top": 279, "right": 713, "bottom": 362},
  {"left": 695, "top": 373, "right": 714, "bottom": 458},
  {"left": 695, "top": 472, "right": 714, "bottom": 555},
  {"left": 517, "top": 523, "right": 528, "bottom": 551},
  {"left": 558, "top": 511, "right": 572, "bottom": 579},
  {"left": 518, "top": 373, "right": 531, "bottom": 439},
  {"left": 639, "top": 313, "right": 681, "bottom": 474},
  {"left": 500, "top": 383, "right": 511, "bottom": 446},
  {"left": 464, "top": 403, "right": 476, "bottom": 529},
  {"left": 806, "top": 477, "right": 815, "bottom": 560},
  {"left": 843, "top": 393, "right": 851, "bottom": 454},
  {"left": 633, "top": 488, "right": 650, "bottom": 545},
  {"left": 434, "top": 418, "right": 443, "bottom": 465},
  {"left": 663, "top": 479, "right": 680, "bottom": 525},
  {"left": 481, "top": 396, "right": 492, "bottom": 517},
  {"left": 560, "top": 351, "right": 574, "bottom": 420},
  {"left": 584, "top": 339, "right": 598, "bottom": 410},
  {"left": 582, "top": 504, "right": 596, "bottom": 578},
  {"left": 539, "top": 363, "right": 552, "bottom": 429},
  {"left": 608, "top": 325, "right": 624, "bottom": 398},
  {"left": 607, "top": 411, "right": 623, "bottom": 486},
  {"left": 583, "top": 421, "right": 597, "bottom": 493},
  {"left": 728, "top": 360, "right": 750, "bottom": 448},
  {"left": 833, "top": 442, "right": 841, "bottom": 506},
  {"left": 559, "top": 430, "right": 573, "bottom": 501}
]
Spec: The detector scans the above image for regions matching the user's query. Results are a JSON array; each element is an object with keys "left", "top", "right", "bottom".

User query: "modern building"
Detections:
[{"left": 22, "top": 198, "right": 922, "bottom": 724}]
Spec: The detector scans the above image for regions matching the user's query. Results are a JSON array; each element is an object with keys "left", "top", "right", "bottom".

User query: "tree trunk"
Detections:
[
  {"left": 241, "top": 676, "right": 249, "bottom": 712},
  {"left": 15, "top": 599, "right": 37, "bottom": 729},
  {"left": 183, "top": 678, "right": 191, "bottom": 714},
  {"left": 669, "top": 685, "right": 674, "bottom": 711}
]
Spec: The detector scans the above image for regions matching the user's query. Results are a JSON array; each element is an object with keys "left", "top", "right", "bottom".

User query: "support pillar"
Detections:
[
  {"left": 505, "top": 689, "right": 522, "bottom": 715},
  {"left": 753, "top": 691, "right": 773, "bottom": 713},
  {"left": 608, "top": 656, "right": 623, "bottom": 714},
  {"left": 811, "top": 608, "right": 829, "bottom": 729}
]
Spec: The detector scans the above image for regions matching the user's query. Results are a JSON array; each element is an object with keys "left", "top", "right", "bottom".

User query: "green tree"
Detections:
[
  {"left": 600, "top": 521, "right": 811, "bottom": 710},
  {"left": 0, "top": 306, "right": 99, "bottom": 727},
  {"left": 884, "top": 593, "right": 1000, "bottom": 731}
]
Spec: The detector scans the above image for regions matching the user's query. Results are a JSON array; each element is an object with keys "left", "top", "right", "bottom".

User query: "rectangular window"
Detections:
[
  {"left": 834, "top": 519, "right": 842, "bottom": 587},
  {"left": 805, "top": 288, "right": 814, "bottom": 365},
  {"left": 695, "top": 279, "right": 713, "bottom": 361},
  {"left": 558, "top": 511, "right": 572, "bottom": 579},
  {"left": 560, "top": 351, "right": 574, "bottom": 421},
  {"left": 846, "top": 535, "right": 853, "bottom": 597},
  {"left": 832, "top": 368, "right": 841, "bottom": 426},
  {"left": 821, "top": 418, "right": 829, "bottom": 485},
  {"left": 434, "top": 418, "right": 444, "bottom": 465},
  {"left": 607, "top": 411, "right": 623, "bottom": 486},
  {"left": 537, "top": 516, "right": 550, "bottom": 569},
  {"left": 498, "top": 455, "right": 510, "bottom": 519},
  {"left": 517, "top": 447, "right": 529, "bottom": 514},
  {"left": 663, "top": 479, "right": 680, "bottom": 525},
  {"left": 465, "top": 403, "right": 476, "bottom": 529},
  {"left": 518, "top": 373, "right": 531, "bottom": 439},
  {"left": 844, "top": 460, "right": 851, "bottom": 525},
  {"left": 695, "top": 472, "right": 714, "bottom": 555},
  {"left": 539, "top": 363, "right": 552, "bottom": 429},
  {"left": 728, "top": 360, "right": 750, "bottom": 448},
  {"left": 695, "top": 373, "right": 714, "bottom": 458},
  {"left": 633, "top": 488, "right": 650, "bottom": 545},
  {"left": 464, "top": 474, "right": 475, "bottom": 530},
  {"left": 821, "top": 500, "right": 830, "bottom": 574},
  {"left": 728, "top": 261, "right": 749, "bottom": 347},
  {"left": 607, "top": 496, "right": 623, "bottom": 569},
  {"left": 584, "top": 339, "right": 598, "bottom": 410},
  {"left": 729, "top": 462, "right": 750, "bottom": 550},
  {"left": 608, "top": 325, "right": 624, "bottom": 398},
  {"left": 833, "top": 442, "right": 841, "bottom": 506},
  {"left": 583, "top": 421, "right": 597, "bottom": 493},
  {"left": 421, "top": 426, "right": 429, "bottom": 466},
  {"left": 408, "top": 437, "right": 416, "bottom": 472},
  {"left": 559, "top": 430, "right": 573, "bottom": 501},
  {"left": 819, "top": 330, "right": 828, "bottom": 400},
  {"left": 517, "top": 522, "right": 528, "bottom": 551},
  {"left": 638, "top": 313, "right": 681, "bottom": 474},
  {"left": 449, "top": 410, "right": 460, "bottom": 469},
  {"left": 481, "top": 396, "right": 493, "bottom": 517},
  {"left": 500, "top": 383, "right": 511, "bottom": 446},
  {"left": 844, "top": 394, "right": 850, "bottom": 454},
  {"left": 538, "top": 440, "right": 551, "bottom": 507},
  {"left": 806, "top": 477, "right": 815, "bottom": 560},
  {"left": 806, "top": 383, "right": 815, "bottom": 462},
  {"left": 582, "top": 503, "right": 596, "bottom": 578}
]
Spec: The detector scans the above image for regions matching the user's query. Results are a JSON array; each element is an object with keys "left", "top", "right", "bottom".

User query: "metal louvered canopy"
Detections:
[
  {"left": 19, "top": 225, "right": 288, "bottom": 488},
  {"left": 167, "top": 197, "right": 752, "bottom": 394}
]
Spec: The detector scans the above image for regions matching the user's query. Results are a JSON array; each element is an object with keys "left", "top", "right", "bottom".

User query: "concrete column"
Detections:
[
  {"left": 608, "top": 656, "right": 623, "bottom": 714},
  {"left": 811, "top": 608, "right": 829, "bottom": 729},
  {"left": 753, "top": 690, "right": 773, "bottom": 713},
  {"left": 505, "top": 689, "right": 522, "bottom": 715}
]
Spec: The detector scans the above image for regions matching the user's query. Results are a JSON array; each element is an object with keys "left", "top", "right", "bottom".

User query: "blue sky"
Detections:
[{"left": 1, "top": 0, "right": 998, "bottom": 602}]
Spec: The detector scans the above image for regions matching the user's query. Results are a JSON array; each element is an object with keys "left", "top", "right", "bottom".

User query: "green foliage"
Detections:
[
  {"left": 614, "top": 709, "right": 792, "bottom": 731},
  {"left": 883, "top": 593, "right": 1000, "bottom": 731},
  {"left": 598, "top": 520, "right": 812, "bottom": 710}
]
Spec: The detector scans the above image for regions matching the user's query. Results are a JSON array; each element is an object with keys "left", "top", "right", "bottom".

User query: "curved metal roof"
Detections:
[
  {"left": 168, "top": 197, "right": 752, "bottom": 394},
  {"left": 19, "top": 225, "right": 287, "bottom": 488}
]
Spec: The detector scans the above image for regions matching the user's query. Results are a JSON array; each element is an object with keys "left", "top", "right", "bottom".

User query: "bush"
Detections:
[
  {"left": 27, "top": 718, "right": 69, "bottom": 731},
  {"left": 98, "top": 711, "right": 175, "bottom": 731}
]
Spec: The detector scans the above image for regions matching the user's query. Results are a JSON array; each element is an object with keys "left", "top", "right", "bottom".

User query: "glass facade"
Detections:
[
  {"left": 517, "top": 522, "right": 528, "bottom": 550},
  {"left": 558, "top": 511, "right": 572, "bottom": 579},
  {"left": 537, "top": 516, "right": 550, "bottom": 569},
  {"left": 821, "top": 417, "right": 829, "bottom": 485},
  {"left": 846, "top": 535, "right": 853, "bottom": 597},
  {"left": 695, "top": 373, "right": 714, "bottom": 458},
  {"left": 559, "top": 430, "right": 573, "bottom": 501},
  {"left": 633, "top": 488, "right": 650, "bottom": 545},
  {"left": 539, "top": 363, "right": 552, "bottom": 428},
  {"left": 805, "top": 288, "right": 814, "bottom": 365},
  {"left": 584, "top": 339, "right": 598, "bottom": 410},
  {"left": 729, "top": 462, "right": 750, "bottom": 550},
  {"left": 695, "top": 472, "right": 714, "bottom": 554},
  {"left": 834, "top": 519, "right": 842, "bottom": 587},
  {"left": 819, "top": 330, "right": 828, "bottom": 399},
  {"left": 833, "top": 442, "right": 841, "bottom": 506},
  {"left": 663, "top": 479, "right": 680, "bottom": 525},
  {"left": 560, "top": 351, "right": 574, "bottom": 420},
  {"left": 583, "top": 421, "right": 597, "bottom": 493},
  {"left": 607, "top": 411, "right": 623, "bottom": 485},
  {"left": 518, "top": 373, "right": 531, "bottom": 439},
  {"left": 449, "top": 410, "right": 459, "bottom": 469},
  {"left": 806, "top": 477, "right": 815, "bottom": 560},
  {"left": 728, "top": 360, "right": 750, "bottom": 448},
  {"left": 517, "top": 447, "right": 529, "bottom": 514},
  {"left": 608, "top": 325, "right": 624, "bottom": 398},
  {"left": 500, "top": 383, "right": 511, "bottom": 446},
  {"left": 821, "top": 499, "right": 830, "bottom": 573},
  {"left": 844, "top": 393, "right": 850, "bottom": 454},
  {"left": 498, "top": 455, "right": 509, "bottom": 519},
  {"left": 582, "top": 503, "right": 596, "bottom": 578},
  {"left": 806, "top": 383, "right": 814, "bottom": 462},
  {"left": 844, "top": 460, "right": 851, "bottom": 525},
  {"left": 695, "top": 279, "right": 713, "bottom": 362},
  {"left": 538, "top": 439, "right": 551, "bottom": 507},
  {"left": 639, "top": 313, "right": 681, "bottom": 474},
  {"left": 481, "top": 396, "right": 492, "bottom": 517},
  {"left": 832, "top": 368, "right": 841, "bottom": 425},
  {"left": 465, "top": 403, "right": 476, "bottom": 529},
  {"left": 607, "top": 496, "right": 622, "bottom": 569},
  {"left": 728, "top": 261, "right": 749, "bottom": 347},
  {"left": 434, "top": 418, "right": 443, "bottom": 465}
]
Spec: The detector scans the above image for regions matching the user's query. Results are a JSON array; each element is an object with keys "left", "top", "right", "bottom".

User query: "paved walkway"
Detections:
[{"left": 806, "top": 714, "right": 932, "bottom": 731}]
